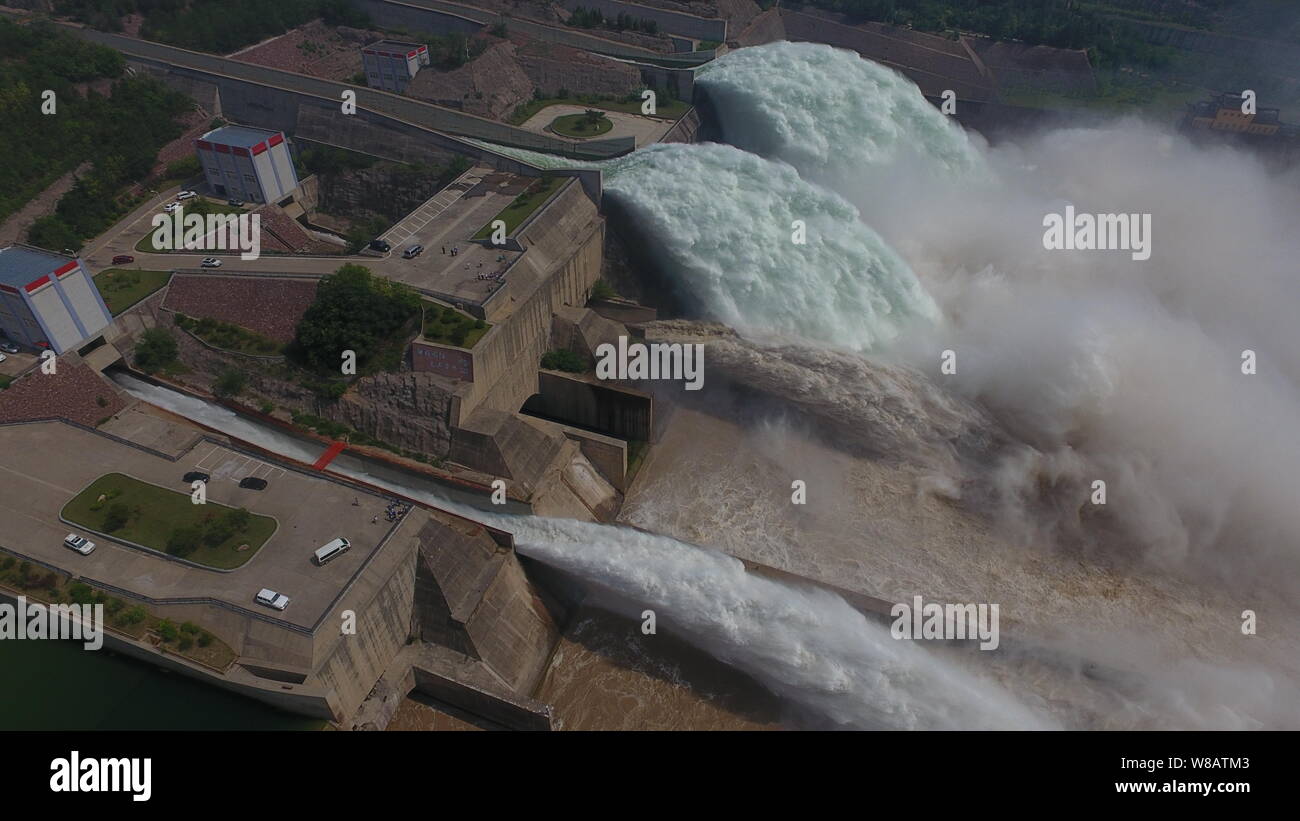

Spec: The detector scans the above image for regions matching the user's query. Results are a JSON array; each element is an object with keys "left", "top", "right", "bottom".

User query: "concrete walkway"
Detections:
[{"left": 519, "top": 104, "right": 673, "bottom": 148}]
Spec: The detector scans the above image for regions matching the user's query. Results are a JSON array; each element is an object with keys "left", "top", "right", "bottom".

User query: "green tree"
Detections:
[
  {"left": 134, "top": 327, "right": 178, "bottom": 373},
  {"left": 102, "top": 502, "right": 131, "bottom": 533},
  {"left": 213, "top": 367, "right": 247, "bottom": 397},
  {"left": 166, "top": 525, "right": 203, "bottom": 558},
  {"left": 294, "top": 264, "right": 420, "bottom": 374}
]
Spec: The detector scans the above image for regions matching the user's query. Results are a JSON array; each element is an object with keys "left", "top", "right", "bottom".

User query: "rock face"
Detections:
[
  {"left": 514, "top": 40, "right": 643, "bottom": 97},
  {"left": 166, "top": 320, "right": 459, "bottom": 459},
  {"left": 314, "top": 161, "right": 465, "bottom": 225},
  {"left": 333, "top": 371, "right": 457, "bottom": 458},
  {"left": 407, "top": 42, "right": 535, "bottom": 120}
]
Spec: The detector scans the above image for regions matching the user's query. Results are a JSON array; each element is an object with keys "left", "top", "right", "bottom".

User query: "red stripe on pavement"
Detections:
[{"left": 312, "top": 441, "right": 346, "bottom": 470}]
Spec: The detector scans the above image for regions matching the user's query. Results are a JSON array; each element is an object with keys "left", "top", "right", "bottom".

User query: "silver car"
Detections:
[
  {"left": 255, "top": 588, "right": 290, "bottom": 611},
  {"left": 64, "top": 534, "right": 96, "bottom": 555}
]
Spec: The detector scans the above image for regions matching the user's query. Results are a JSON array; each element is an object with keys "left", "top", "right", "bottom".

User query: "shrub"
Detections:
[
  {"left": 178, "top": 637, "right": 194, "bottom": 651},
  {"left": 180, "top": 621, "right": 200, "bottom": 635},
  {"left": 102, "top": 502, "right": 131, "bottom": 533},
  {"left": 105, "top": 597, "right": 124, "bottom": 615},
  {"left": 134, "top": 327, "right": 178, "bottom": 373},
  {"left": 213, "top": 367, "right": 247, "bottom": 397},
  {"left": 541, "top": 349, "right": 586, "bottom": 373},
  {"left": 157, "top": 619, "right": 178, "bottom": 642},
  {"left": 120, "top": 606, "right": 147, "bottom": 626},
  {"left": 200, "top": 520, "right": 235, "bottom": 548},
  {"left": 198, "top": 632, "right": 213, "bottom": 647},
  {"left": 166, "top": 525, "right": 203, "bottom": 558},
  {"left": 68, "top": 583, "right": 95, "bottom": 605},
  {"left": 224, "top": 508, "right": 252, "bottom": 533}
]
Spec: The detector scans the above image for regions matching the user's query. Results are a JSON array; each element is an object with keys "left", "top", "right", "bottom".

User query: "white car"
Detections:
[
  {"left": 64, "top": 534, "right": 96, "bottom": 555},
  {"left": 200, "top": 257, "right": 222, "bottom": 268},
  {"left": 0, "top": 353, "right": 6, "bottom": 364},
  {"left": 176, "top": 190, "right": 197, "bottom": 201},
  {"left": 255, "top": 589, "right": 290, "bottom": 611},
  {"left": 163, "top": 202, "right": 180, "bottom": 213}
]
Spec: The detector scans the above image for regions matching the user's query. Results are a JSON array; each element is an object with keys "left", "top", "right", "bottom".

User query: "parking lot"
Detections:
[
  {"left": 0, "top": 420, "right": 413, "bottom": 630},
  {"left": 192, "top": 444, "right": 287, "bottom": 484}
]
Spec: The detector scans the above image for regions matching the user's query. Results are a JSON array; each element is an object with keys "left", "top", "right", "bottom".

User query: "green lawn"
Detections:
[
  {"left": 473, "top": 176, "right": 566, "bottom": 240},
  {"left": 62, "top": 473, "right": 277, "bottom": 570},
  {"left": 422, "top": 301, "right": 490, "bottom": 349},
  {"left": 508, "top": 95, "right": 689, "bottom": 125},
  {"left": 93, "top": 268, "right": 171, "bottom": 315},
  {"left": 550, "top": 112, "right": 613, "bottom": 138},
  {"left": 136, "top": 200, "right": 246, "bottom": 253}
]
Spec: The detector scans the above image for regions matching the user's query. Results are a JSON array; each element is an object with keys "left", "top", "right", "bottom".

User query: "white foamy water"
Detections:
[
  {"left": 696, "top": 41, "right": 988, "bottom": 181},
  {"left": 603, "top": 142, "right": 938, "bottom": 350},
  {"left": 464, "top": 141, "right": 939, "bottom": 351},
  {"left": 112, "top": 373, "right": 1052, "bottom": 729}
]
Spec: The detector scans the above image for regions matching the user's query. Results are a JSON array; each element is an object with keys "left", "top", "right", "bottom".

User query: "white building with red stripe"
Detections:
[
  {"left": 0, "top": 245, "right": 113, "bottom": 354},
  {"left": 194, "top": 125, "right": 299, "bottom": 206},
  {"left": 362, "top": 39, "right": 430, "bottom": 93}
]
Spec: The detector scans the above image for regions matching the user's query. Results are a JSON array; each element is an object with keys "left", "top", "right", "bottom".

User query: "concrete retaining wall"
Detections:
[
  {"left": 108, "top": 33, "right": 634, "bottom": 159},
  {"left": 410, "top": 664, "right": 553, "bottom": 730},
  {"left": 459, "top": 179, "right": 605, "bottom": 418},
  {"left": 660, "top": 106, "right": 702, "bottom": 143},
  {"left": 561, "top": 426, "right": 627, "bottom": 491},
  {"left": 361, "top": 0, "right": 483, "bottom": 36},
  {"left": 525, "top": 370, "right": 653, "bottom": 441},
  {"left": 557, "top": 0, "right": 727, "bottom": 42}
]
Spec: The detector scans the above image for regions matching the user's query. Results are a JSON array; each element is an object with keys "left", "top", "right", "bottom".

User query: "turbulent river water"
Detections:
[{"left": 102, "top": 40, "right": 1300, "bottom": 729}]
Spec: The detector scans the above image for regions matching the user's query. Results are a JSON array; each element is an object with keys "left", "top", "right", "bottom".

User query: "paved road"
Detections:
[
  {"left": 0, "top": 420, "right": 409, "bottom": 631},
  {"left": 396, "top": 0, "right": 713, "bottom": 66},
  {"left": 63, "top": 25, "right": 634, "bottom": 160},
  {"left": 81, "top": 166, "right": 528, "bottom": 308}
]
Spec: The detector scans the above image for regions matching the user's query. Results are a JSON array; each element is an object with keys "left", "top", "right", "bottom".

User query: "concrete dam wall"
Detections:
[
  {"left": 525, "top": 371, "right": 653, "bottom": 442},
  {"left": 555, "top": 0, "right": 727, "bottom": 42}
]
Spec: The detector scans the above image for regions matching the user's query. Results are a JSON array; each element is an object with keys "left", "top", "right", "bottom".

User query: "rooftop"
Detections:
[
  {"left": 0, "top": 244, "right": 76, "bottom": 289},
  {"left": 199, "top": 124, "right": 284, "bottom": 149}
]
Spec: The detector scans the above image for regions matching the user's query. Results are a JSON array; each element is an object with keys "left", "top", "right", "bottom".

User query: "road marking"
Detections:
[
  {"left": 0, "top": 462, "right": 79, "bottom": 496},
  {"left": 193, "top": 444, "right": 220, "bottom": 470},
  {"left": 381, "top": 168, "right": 482, "bottom": 245}
]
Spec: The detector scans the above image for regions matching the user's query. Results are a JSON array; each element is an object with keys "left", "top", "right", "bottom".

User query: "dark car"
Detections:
[
  {"left": 111, "top": 254, "right": 134, "bottom": 265},
  {"left": 402, "top": 244, "right": 423, "bottom": 259},
  {"left": 239, "top": 477, "right": 268, "bottom": 490},
  {"left": 369, "top": 239, "right": 391, "bottom": 252},
  {"left": 183, "top": 471, "right": 210, "bottom": 484},
  {"left": 227, "top": 198, "right": 245, "bottom": 207}
]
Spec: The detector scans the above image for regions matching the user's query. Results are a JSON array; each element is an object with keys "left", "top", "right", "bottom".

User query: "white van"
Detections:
[{"left": 313, "top": 537, "right": 351, "bottom": 566}]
